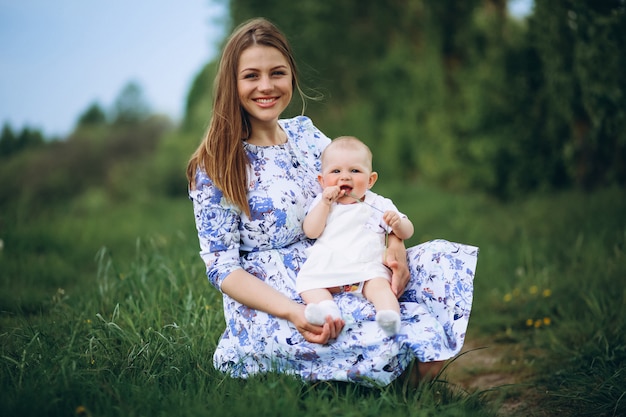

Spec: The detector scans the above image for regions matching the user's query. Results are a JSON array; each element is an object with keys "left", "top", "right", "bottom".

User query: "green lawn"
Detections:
[{"left": 1, "top": 184, "right": 624, "bottom": 416}]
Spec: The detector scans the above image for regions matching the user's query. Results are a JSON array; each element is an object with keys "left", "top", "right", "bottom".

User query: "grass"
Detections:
[{"left": 1, "top": 184, "right": 625, "bottom": 416}]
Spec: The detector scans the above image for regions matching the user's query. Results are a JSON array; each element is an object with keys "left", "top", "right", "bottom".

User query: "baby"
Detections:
[{"left": 296, "top": 136, "right": 414, "bottom": 336}]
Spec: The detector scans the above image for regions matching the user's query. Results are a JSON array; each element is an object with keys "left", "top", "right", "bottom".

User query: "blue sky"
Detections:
[
  {"left": 0, "top": 0, "right": 227, "bottom": 137},
  {"left": 0, "top": 1, "right": 532, "bottom": 138}
]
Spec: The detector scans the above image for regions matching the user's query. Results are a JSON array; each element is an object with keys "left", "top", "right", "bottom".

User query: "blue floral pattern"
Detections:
[{"left": 190, "top": 116, "right": 478, "bottom": 386}]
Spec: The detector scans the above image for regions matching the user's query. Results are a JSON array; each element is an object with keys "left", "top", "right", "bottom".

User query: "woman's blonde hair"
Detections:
[{"left": 186, "top": 17, "right": 304, "bottom": 216}]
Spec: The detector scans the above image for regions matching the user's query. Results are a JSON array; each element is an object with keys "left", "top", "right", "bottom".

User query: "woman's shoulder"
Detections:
[
  {"left": 189, "top": 168, "right": 223, "bottom": 200},
  {"left": 280, "top": 116, "right": 328, "bottom": 140},
  {"left": 279, "top": 115, "right": 313, "bottom": 130},
  {"left": 193, "top": 168, "right": 212, "bottom": 189}
]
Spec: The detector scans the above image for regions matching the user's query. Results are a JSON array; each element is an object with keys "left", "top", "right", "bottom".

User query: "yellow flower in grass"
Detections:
[
  {"left": 503, "top": 293, "right": 513, "bottom": 302},
  {"left": 543, "top": 317, "right": 551, "bottom": 326},
  {"left": 542, "top": 289, "right": 552, "bottom": 297},
  {"left": 526, "top": 319, "right": 534, "bottom": 327},
  {"left": 529, "top": 285, "right": 538, "bottom": 295},
  {"left": 75, "top": 405, "right": 91, "bottom": 416},
  {"left": 534, "top": 319, "right": 542, "bottom": 328}
]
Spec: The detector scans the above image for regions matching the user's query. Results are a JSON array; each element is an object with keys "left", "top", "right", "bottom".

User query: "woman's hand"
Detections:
[
  {"left": 291, "top": 304, "right": 344, "bottom": 344},
  {"left": 222, "top": 270, "right": 344, "bottom": 344},
  {"left": 385, "top": 233, "right": 410, "bottom": 298}
]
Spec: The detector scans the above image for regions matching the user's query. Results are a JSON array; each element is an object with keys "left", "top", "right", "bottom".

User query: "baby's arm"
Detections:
[
  {"left": 382, "top": 211, "right": 414, "bottom": 240},
  {"left": 303, "top": 186, "right": 342, "bottom": 238}
]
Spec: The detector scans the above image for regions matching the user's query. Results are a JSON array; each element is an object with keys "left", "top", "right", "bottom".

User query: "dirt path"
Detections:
[{"left": 444, "top": 335, "right": 552, "bottom": 416}]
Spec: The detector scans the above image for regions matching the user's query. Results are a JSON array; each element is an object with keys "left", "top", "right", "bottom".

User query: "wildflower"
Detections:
[
  {"left": 76, "top": 405, "right": 91, "bottom": 416},
  {"left": 534, "top": 319, "right": 542, "bottom": 328},
  {"left": 513, "top": 288, "right": 521, "bottom": 297},
  {"left": 503, "top": 293, "right": 512, "bottom": 302},
  {"left": 529, "top": 285, "right": 538, "bottom": 295},
  {"left": 543, "top": 317, "right": 551, "bottom": 326},
  {"left": 526, "top": 319, "right": 534, "bottom": 327},
  {"left": 205, "top": 305, "right": 210, "bottom": 311},
  {"left": 542, "top": 289, "right": 552, "bottom": 297}
]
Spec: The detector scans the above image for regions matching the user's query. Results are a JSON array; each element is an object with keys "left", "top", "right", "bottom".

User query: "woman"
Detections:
[{"left": 187, "top": 17, "right": 478, "bottom": 386}]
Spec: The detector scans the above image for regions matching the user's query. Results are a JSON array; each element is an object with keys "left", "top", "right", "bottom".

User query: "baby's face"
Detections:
[{"left": 320, "top": 146, "right": 375, "bottom": 204}]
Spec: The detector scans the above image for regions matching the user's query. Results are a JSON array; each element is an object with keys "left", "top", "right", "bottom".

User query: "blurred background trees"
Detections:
[
  {"left": 2, "top": 0, "right": 625, "bottom": 211},
  {"left": 185, "top": 0, "right": 625, "bottom": 198},
  {"left": 0, "top": 81, "right": 173, "bottom": 209}
]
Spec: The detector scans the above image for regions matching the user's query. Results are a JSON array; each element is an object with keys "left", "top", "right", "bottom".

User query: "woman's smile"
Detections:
[{"left": 253, "top": 96, "right": 280, "bottom": 107}]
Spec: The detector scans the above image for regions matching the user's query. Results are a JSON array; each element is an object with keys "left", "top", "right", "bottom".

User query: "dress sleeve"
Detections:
[
  {"left": 189, "top": 169, "right": 243, "bottom": 291},
  {"left": 305, "top": 193, "right": 324, "bottom": 215}
]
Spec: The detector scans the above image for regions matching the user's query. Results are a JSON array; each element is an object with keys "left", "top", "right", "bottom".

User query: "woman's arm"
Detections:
[
  {"left": 221, "top": 269, "right": 344, "bottom": 343},
  {"left": 190, "top": 171, "right": 343, "bottom": 344},
  {"left": 385, "top": 233, "right": 410, "bottom": 298}
]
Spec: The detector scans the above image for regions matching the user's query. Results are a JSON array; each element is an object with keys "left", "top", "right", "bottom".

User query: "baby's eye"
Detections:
[
  {"left": 331, "top": 169, "right": 340, "bottom": 174},
  {"left": 351, "top": 169, "right": 361, "bottom": 173}
]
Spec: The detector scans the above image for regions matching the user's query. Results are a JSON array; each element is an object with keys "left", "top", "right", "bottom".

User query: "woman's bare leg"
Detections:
[{"left": 402, "top": 360, "right": 445, "bottom": 387}]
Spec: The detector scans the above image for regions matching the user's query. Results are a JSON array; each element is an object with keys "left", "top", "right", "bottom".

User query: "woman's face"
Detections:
[{"left": 237, "top": 45, "right": 293, "bottom": 127}]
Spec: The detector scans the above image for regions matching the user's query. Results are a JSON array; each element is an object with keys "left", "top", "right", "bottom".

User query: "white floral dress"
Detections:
[{"left": 190, "top": 116, "right": 478, "bottom": 386}]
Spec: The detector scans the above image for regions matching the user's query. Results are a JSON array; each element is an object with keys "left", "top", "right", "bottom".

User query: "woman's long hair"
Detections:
[{"left": 186, "top": 17, "right": 304, "bottom": 216}]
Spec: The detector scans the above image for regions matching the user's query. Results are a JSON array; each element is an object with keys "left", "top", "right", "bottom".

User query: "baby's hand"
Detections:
[
  {"left": 383, "top": 211, "right": 402, "bottom": 232},
  {"left": 321, "top": 186, "right": 342, "bottom": 205}
]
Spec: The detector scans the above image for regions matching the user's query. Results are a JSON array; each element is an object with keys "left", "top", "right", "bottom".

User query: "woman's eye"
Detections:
[
  {"left": 243, "top": 73, "right": 258, "bottom": 79},
  {"left": 273, "top": 70, "right": 286, "bottom": 76}
]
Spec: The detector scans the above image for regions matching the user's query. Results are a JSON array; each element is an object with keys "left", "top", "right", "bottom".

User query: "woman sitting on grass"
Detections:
[{"left": 186, "top": 17, "right": 478, "bottom": 386}]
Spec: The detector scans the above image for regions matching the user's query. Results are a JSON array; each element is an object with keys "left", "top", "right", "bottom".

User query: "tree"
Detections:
[
  {"left": 529, "top": 0, "right": 626, "bottom": 188},
  {"left": 0, "top": 123, "right": 45, "bottom": 157},
  {"left": 0, "top": 124, "right": 17, "bottom": 157},
  {"left": 193, "top": 0, "right": 625, "bottom": 196},
  {"left": 112, "top": 81, "right": 151, "bottom": 125},
  {"left": 77, "top": 102, "right": 108, "bottom": 127}
]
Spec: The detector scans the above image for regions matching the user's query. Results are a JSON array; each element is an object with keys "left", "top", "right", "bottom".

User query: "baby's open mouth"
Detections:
[{"left": 340, "top": 185, "right": 353, "bottom": 194}]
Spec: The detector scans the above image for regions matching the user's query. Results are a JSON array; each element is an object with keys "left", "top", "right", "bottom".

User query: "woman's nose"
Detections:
[{"left": 258, "top": 75, "right": 272, "bottom": 92}]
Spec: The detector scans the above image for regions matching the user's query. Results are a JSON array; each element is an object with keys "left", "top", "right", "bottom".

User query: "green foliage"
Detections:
[
  {"left": 1, "top": 192, "right": 495, "bottom": 416},
  {"left": 0, "top": 116, "right": 172, "bottom": 209},
  {"left": 530, "top": 0, "right": 626, "bottom": 189},
  {"left": 77, "top": 102, "right": 108, "bottom": 127},
  {"left": 203, "top": 0, "right": 626, "bottom": 198},
  {"left": 2, "top": 181, "right": 625, "bottom": 415},
  {"left": 183, "top": 61, "right": 217, "bottom": 133},
  {"left": 112, "top": 81, "right": 152, "bottom": 125},
  {"left": 0, "top": 123, "right": 46, "bottom": 158}
]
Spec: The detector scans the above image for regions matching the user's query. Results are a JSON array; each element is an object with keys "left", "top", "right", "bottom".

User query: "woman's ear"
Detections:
[{"left": 368, "top": 171, "right": 378, "bottom": 189}]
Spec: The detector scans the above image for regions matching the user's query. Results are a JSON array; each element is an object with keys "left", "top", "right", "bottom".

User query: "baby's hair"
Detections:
[{"left": 321, "top": 136, "right": 373, "bottom": 169}]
